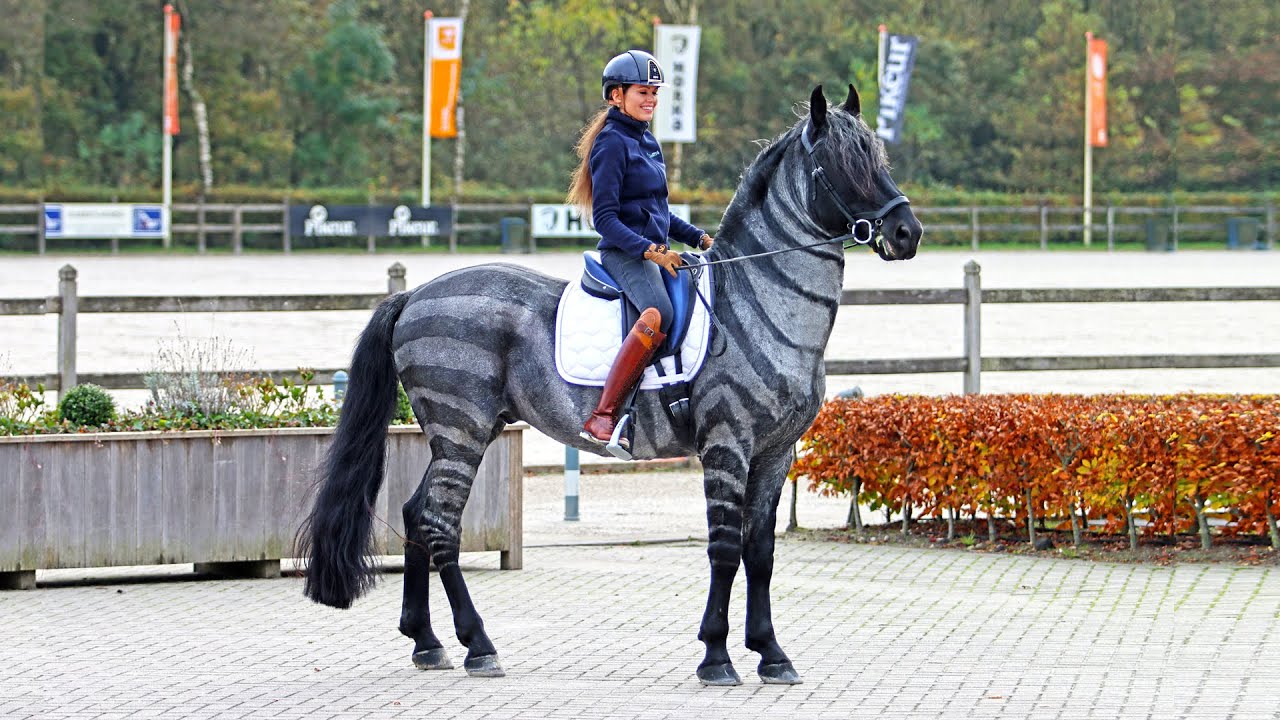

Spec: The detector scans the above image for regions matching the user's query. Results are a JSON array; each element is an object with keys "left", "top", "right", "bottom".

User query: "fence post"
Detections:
[
  {"left": 387, "top": 262, "right": 407, "bottom": 294},
  {"left": 1171, "top": 205, "right": 1180, "bottom": 251},
  {"left": 57, "top": 264, "right": 78, "bottom": 399},
  {"left": 282, "top": 199, "right": 292, "bottom": 254},
  {"left": 1039, "top": 203, "right": 1048, "bottom": 250},
  {"left": 1267, "top": 200, "right": 1276, "bottom": 250},
  {"left": 37, "top": 198, "right": 46, "bottom": 255},
  {"left": 232, "top": 205, "right": 244, "bottom": 255},
  {"left": 197, "top": 200, "right": 207, "bottom": 254},
  {"left": 963, "top": 260, "right": 981, "bottom": 395},
  {"left": 1106, "top": 204, "right": 1116, "bottom": 251},
  {"left": 970, "top": 206, "right": 980, "bottom": 251}
]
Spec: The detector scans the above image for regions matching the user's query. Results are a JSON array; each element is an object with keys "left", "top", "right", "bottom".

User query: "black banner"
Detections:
[
  {"left": 877, "top": 34, "right": 919, "bottom": 145},
  {"left": 287, "top": 204, "right": 453, "bottom": 238}
]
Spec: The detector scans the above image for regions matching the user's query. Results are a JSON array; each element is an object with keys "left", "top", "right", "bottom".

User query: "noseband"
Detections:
[{"left": 801, "top": 121, "right": 909, "bottom": 245}]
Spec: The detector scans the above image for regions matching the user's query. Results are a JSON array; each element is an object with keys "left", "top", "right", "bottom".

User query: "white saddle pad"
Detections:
[{"left": 555, "top": 266, "right": 713, "bottom": 389}]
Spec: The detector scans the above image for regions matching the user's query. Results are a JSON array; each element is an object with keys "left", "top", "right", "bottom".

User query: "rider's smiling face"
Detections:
[{"left": 612, "top": 84, "right": 659, "bottom": 123}]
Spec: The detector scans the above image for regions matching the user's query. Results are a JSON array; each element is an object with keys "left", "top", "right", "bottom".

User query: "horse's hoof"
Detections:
[
  {"left": 411, "top": 647, "right": 454, "bottom": 671},
  {"left": 463, "top": 653, "right": 505, "bottom": 678},
  {"left": 758, "top": 661, "right": 803, "bottom": 685},
  {"left": 697, "top": 663, "right": 742, "bottom": 686}
]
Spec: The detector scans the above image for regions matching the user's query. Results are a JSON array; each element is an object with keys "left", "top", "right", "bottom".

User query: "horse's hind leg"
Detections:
[
  {"left": 696, "top": 441, "right": 748, "bottom": 686},
  {"left": 742, "top": 451, "right": 802, "bottom": 684},
  {"left": 418, "top": 424, "right": 506, "bottom": 678},
  {"left": 399, "top": 480, "right": 453, "bottom": 670}
]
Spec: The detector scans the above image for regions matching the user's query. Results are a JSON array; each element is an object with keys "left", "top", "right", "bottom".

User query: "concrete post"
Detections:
[
  {"left": 387, "top": 263, "right": 407, "bottom": 294},
  {"left": 282, "top": 199, "right": 292, "bottom": 254},
  {"left": 963, "top": 260, "right": 981, "bottom": 395},
  {"left": 57, "top": 264, "right": 78, "bottom": 399}
]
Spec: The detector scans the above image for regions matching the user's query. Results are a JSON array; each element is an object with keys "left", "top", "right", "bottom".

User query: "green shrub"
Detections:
[
  {"left": 396, "top": 383, "right": 415, "bottom": 425},
  {"left": 58, "top": 384, "right": 116, "bottom": 426}
]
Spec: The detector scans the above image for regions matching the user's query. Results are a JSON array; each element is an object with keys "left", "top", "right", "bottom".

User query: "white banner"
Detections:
[
  {"left": 43, "top": 204, "right": 168, "bottom": 239},
  {"left": 531, "top": 204, "right": 690, "bottom": 239},
  {"left": 652, "top": 25, "right": 700, "bottom": 143}
]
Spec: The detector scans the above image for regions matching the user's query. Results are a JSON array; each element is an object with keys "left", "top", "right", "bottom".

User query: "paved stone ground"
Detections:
[{"left": 4, "top": 467, "right": 1279, "bottom": 719}]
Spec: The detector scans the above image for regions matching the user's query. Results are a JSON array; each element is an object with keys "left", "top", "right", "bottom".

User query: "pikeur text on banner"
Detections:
[{"left": 877, "top": 33, "right": 918, "bottom": 144}]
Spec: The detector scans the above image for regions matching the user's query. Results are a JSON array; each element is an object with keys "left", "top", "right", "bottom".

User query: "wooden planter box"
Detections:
[{"left": 0, "top": 425, "right": 524, "bottom": 589}]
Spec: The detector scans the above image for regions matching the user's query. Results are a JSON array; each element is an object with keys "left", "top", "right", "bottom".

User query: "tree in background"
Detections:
[
  {"left": 2, "top": 0, "right": 1277, "bottom": 197},
  {"left": 288, "top": 0, "right": 399, "bottom": 187}
]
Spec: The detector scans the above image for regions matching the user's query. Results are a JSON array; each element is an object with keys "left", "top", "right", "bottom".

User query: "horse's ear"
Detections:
[
  {"left": 809, "top": 85, "right": 827, "bottom": 129},
  {"left": 843, "top": 84, "right": 861, "bottom": 117}
]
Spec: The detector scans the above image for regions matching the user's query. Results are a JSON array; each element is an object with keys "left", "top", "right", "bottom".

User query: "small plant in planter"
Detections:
[{"left": 58, "top": 384, "right": 117, "bottom": 427}]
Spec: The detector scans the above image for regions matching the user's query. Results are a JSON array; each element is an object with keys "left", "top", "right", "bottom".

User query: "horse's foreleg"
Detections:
[
  {"left": 696, "top": 443, "right": 748, "bottom": 686},
  {"left": 423, "top": 438, "right": 504, "bottom": 678},
  {"left": 742, "top": 451, "right": 802, "bottom": 685},
  {"left": 399, "top": 481, "right": 453, "bottom": 670}
]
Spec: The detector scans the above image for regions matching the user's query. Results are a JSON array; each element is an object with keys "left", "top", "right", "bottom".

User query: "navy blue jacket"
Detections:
[{"left": 591, "top": 107, "right": 705, "bottom": 258}]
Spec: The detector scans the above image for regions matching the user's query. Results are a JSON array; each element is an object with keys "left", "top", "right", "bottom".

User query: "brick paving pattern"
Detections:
[{"left": 4, "top": 539, "right": 1278, "bottom": 719}]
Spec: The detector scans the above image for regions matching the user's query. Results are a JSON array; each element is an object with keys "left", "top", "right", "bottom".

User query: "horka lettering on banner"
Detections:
[
  {"left": 877, "top": 34, "right": 918, "bottom": 144},
  {"left": 653, "top": 25, "right": 701, "bottom": 144}
]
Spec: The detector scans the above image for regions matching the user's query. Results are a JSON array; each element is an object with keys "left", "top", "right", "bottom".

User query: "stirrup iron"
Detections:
[{"left": 606, "top": 414, "right": 633, "bottom": 460}]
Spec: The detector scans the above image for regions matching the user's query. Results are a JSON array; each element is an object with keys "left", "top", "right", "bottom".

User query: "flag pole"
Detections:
[
  {"left": 422, "top": 10, "right": 433, "bottom": 209},
  {"left": 877, "top": 23, "right": 887, "bottom": 103},
  {"left": 1083, "top": 31, "right": 1093, "bottom": 248}
]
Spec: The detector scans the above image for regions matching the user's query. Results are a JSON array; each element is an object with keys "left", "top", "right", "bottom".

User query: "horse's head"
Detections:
[{"left": 802, "top": 84, "right": 922, "bottom": 261}]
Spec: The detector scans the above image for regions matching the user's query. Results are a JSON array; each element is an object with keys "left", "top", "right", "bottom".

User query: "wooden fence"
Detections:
[
  {"left": 1, "top": 201, "right": 1275, "bottom": 254},
  {"left": 3, "top": 262, "right": 1279, "bottom": 398}
]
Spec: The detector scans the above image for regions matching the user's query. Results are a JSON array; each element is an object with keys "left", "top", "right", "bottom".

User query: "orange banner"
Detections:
[
  {"left": 1086, "top": 36, "right": 1107, "bottom": 147},
  {"left": 427, "top": 18, "right": 463, "bottom": 138},
  {"left": 164, "top": 5, "right": 180, "bottom": 136}
]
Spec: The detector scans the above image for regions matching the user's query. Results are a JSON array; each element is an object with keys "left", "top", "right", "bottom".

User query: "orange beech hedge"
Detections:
[{"left": 792, "top": 394, "right": 1280, "bottom": 548}]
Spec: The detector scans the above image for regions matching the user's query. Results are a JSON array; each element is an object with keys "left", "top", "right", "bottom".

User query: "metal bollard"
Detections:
[
  {"left": 333, "top": 370, "right": 349, "bottom": 403},
  {"left": 564, "top": 446, "right": 580, "bottom": 521}
]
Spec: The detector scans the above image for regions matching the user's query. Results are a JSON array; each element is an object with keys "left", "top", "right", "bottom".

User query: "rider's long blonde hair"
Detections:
[{"left": 566, "top": 106, "right": 612, "bottom": 218}]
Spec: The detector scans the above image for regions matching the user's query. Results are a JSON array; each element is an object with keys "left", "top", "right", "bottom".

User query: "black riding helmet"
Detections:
[{"left": 601, "top": 50, "right": 667, "bottom": 102}]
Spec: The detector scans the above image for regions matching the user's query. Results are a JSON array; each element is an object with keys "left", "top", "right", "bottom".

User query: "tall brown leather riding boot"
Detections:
[{"left": 581, "top": 307, "right": 666, "bottom": 448}]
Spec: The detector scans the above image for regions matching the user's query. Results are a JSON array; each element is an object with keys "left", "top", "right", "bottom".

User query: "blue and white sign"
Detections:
[
  {"left": 530, "top": 204, "right": 691, "bottom": 239},
  {"left": 43, "top": 203, "right": 169, "bottom": 239},
  {"left": 132, "top": 206, "right": 165, "bottom": 236},
  {"left": 43, "top": 206, "right": 64, "bottom": 236}
]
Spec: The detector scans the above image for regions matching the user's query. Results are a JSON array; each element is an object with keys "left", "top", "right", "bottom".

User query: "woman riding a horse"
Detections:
[{"left": 567, "top": 49, "right": 715, "bottom": 451}]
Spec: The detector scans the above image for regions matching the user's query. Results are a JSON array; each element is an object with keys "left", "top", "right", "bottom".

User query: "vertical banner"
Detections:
[
  {"left": 427, "top": 17, "right": 463, "bottom": 138},
  {"left": 652, "top": 24, "right": 701, "bottom": 143},
  {"left": 163, "top": 5, "right": 180, "bottom": 136},
  {"left": 876, "top": 33, "right": 918, "bottom": 144},
  {"left": 1086, "top": 36, "right": 1108, "bottom": 147}
]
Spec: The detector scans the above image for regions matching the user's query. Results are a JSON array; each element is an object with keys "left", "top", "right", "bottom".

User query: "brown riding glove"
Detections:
[
  {"left": 643, "top": 243, "right": 685, "bottom": 277},
  {"left": 699, "top": 234, "right": 715, "bottom": 250}
]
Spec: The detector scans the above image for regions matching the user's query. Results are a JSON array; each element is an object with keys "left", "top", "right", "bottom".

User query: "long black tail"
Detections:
[{"left": 297, "top": 291, "right": 411, "bottom": 609}]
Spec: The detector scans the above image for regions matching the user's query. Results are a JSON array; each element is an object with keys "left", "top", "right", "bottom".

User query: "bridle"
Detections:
[
  {"left": 800, "top": 120, "right": 910, "bottom": 247},
  {"left": 677, "top": 121, "right": 911, "bottom": 272}
]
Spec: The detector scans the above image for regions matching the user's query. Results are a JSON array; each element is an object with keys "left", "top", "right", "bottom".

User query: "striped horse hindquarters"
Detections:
[{"left": 299, "top": 84, "right": 922, "bottom": 685}]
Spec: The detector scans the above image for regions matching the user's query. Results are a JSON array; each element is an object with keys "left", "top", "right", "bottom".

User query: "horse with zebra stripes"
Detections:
[{"left": 299, "top": 84, "right": 922, "bottom": 685}]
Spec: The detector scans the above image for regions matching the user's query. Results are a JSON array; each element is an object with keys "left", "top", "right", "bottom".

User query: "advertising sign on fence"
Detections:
[
  {"left": 43, "top": 204, "right": 169, "bottom": 239},
  {"left": 287, "top": 204, "right": 452, "bottom": 238},
  {"left": 530, "top": 204, "right": 691, "bottom": 239}
]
